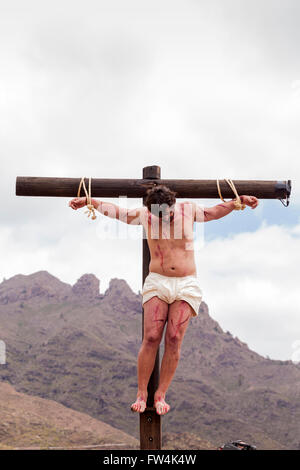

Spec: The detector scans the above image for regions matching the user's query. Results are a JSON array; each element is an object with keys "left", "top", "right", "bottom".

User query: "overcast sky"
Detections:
[{"left": 0, "top": 0, "right": 299, "bottom": 361}]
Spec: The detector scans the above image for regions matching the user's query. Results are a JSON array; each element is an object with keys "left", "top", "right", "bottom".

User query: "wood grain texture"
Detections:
[
  {"left": 16, "top": 176, "right": 291, "bottom": 201},
  {"left": 140, "top": 165, "right": 162, "bottom": 450}
]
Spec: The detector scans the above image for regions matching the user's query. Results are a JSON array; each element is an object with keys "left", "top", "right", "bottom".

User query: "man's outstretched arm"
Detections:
[
  {"left": 69, "top": 197, "right": 144, "bottom": 225},
  {"left": 192, "top": 195, "right": 259, "bottom": 222}
]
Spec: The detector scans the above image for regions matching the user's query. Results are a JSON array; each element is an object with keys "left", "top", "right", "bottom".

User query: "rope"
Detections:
[
  {"left": 216, "top": 179, "right": 246, "bottom": 210},
  {"left": 77, "top": 177, "right": 97, "bottom": 220}
]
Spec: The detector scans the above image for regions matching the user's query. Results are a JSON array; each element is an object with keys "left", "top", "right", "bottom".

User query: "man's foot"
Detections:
[
  {"left": 154, "top": 392, "right": 170, "bottom": 415},
  {"left": 131, "top": 394, "right": 147, "bottom": 413}
]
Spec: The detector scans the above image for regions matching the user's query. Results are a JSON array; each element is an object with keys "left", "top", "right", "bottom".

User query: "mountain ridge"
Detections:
[
  {"left": 0, "top": 381, "right": 139, "bottom": 450},
  {"left": 1, "top": 270, "right": 300, "bottom": 449}
]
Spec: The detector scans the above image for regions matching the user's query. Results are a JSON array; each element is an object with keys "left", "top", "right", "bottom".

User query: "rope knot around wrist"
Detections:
[
  {"left": 77, "top": 177, "right": 97, "bottom": 220},
  {"left": 216, "top": 179, "right": 246, "bottom": 210}
]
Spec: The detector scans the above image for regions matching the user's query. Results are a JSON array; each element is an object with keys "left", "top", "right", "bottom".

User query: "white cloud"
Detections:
[{"left": 196, "top": 221, "right": 300, "bottom": 360}]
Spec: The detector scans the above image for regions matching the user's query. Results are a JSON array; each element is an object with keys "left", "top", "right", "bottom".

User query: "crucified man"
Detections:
[{"left": 69, "top": 185, "right": 259, "bottom": 416}]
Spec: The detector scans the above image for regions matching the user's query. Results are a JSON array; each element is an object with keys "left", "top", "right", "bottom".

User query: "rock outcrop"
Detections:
[
  {"left": 72, "top": 274, "right": 101, "bottom": 301},
  {"left": 0, "top": 271, "right": 72, "bottom": 304}
]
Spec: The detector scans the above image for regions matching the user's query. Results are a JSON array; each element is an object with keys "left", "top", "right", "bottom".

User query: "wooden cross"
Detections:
[{"left": 16, "top": 167, "right": 291, "bottom": 450}]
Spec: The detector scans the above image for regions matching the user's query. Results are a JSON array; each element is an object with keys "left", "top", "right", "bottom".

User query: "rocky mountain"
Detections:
[
  {"left": 0, "top": 381, "right": 138, "bottom": 450},
  {"left": 71, "top": 273, "right": 101, "bottom": 301},
  {"left": 162, "top": 432, "right": 216, "bottom": 450},
  {"left": 0, "top": 271, "right": 102, "bottom": 305},
  {"left": 0, "top": 270, "right": 300, "bottom": 449},
  {"left": 0, "top": 380, "right": 216, "bottom": 450}
]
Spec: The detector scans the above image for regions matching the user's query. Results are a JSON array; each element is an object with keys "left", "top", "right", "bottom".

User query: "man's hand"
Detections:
[
  {"left": 240, "top": 195, "right": 259, "bottom": 209},
  {"left": 68, "top": 197, "right": 86, "bottom": 210}
]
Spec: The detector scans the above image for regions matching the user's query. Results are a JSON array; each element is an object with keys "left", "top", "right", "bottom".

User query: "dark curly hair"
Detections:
[{"left": 144, "top": 184, "right": 177, "bottom": 216}]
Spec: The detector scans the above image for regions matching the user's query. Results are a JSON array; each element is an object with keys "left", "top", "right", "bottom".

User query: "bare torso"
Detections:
[{"left": 140, "top": 202, "right": 196, "bottom": 277}]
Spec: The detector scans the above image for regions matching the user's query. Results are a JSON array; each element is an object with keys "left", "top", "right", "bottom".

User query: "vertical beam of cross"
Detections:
[{"left": 139, "top": 165, "right": 162, "bottom": 450}]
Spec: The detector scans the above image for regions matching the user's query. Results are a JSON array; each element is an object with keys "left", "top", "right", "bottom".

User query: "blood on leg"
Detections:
[
  {"left": 170, "top": 300, "right": 191, "bottom": 340},
  {"left": 131, "top": 296, "right": 169, "bottom": 413},
  {"left": 153, "top": 304, "right": 166, "bottom": 333},
  {"left": 153, "top": 300, "right": 192, "bottom": 415}
]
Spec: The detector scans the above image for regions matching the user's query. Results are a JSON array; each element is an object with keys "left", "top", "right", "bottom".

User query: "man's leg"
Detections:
[
  {"left": 131, "top": 296, "right": 168, "bottom": 413},
  {"left": 154, "top": 299, "right": 192, "bottom": 415}
]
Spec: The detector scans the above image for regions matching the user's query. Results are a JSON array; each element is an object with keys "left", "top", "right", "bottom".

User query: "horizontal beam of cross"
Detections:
[{"left": 16, "top": 176, "right": 291, "bottom": 202}]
